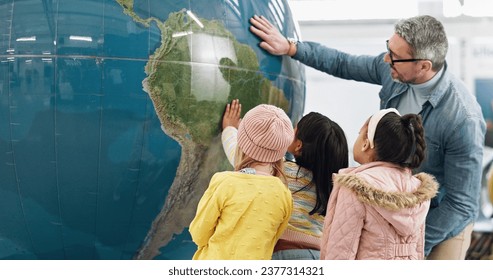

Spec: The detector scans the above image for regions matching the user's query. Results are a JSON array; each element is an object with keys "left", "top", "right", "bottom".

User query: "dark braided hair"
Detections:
[{"left": 373, "top": 113, "right": 426, "bottom": 169}]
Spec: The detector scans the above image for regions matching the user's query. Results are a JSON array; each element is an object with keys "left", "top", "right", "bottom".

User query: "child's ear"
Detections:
[
  {"left": 362, "top": 138, "right": 371, "bottom": 152},
  {"left": 295, "top": 140, "right": 302, "bottom": 153},
  {"left": 292, "top": 139, "right": 303, "bottom": 156}
]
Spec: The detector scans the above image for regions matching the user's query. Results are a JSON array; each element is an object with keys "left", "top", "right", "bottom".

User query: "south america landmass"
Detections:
[{"left": 116, "top": 0, "right": 290, "bottom": 259}]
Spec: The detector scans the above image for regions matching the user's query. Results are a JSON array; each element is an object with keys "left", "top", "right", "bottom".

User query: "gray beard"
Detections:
[
  {"left": 393, "top": 76, "right": 417, "bottom": 84},
  {"left": 393, "top": 77, "right": 403, "bottom": 84}
]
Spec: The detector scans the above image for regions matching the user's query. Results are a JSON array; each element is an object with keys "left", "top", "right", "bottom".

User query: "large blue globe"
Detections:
[{"left": 0, "top": 0, "right": 305, "bottom": 259}]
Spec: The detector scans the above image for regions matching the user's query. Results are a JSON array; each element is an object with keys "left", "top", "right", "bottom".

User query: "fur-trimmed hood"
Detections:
[{"left": 334, "top": 162, "right": 439, "bottom": 236}]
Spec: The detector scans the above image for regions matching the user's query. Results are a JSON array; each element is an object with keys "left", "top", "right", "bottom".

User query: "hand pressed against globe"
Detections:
[
  {"left": 222, "top": 99, "right": 242, "bottom": 130},
  {"left": 249, "top": 15, "right": 291, "bottom": 56}
]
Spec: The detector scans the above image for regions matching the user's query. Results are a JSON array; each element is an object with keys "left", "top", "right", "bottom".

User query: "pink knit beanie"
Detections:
[{"left": 237, "top": 104, "right": 294, "bottom": 163}]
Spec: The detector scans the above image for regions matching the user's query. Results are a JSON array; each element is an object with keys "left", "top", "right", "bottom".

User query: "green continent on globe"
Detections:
[{"left": 116, "top": 1, "right": 290, "bottom": 259}]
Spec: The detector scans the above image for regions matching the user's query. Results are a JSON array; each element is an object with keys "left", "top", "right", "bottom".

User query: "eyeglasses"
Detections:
[{"left": 386, "top": 40, "right": 426, "bottom": 65}]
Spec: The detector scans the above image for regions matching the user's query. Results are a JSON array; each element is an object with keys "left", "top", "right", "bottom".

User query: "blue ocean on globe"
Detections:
[{"left": 0, "top": 0, "right": 305, "bottom": 259}]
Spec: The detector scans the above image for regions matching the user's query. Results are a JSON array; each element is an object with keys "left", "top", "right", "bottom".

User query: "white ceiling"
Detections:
[{"left": 287, "top": 0, "right": 493, "bottom": 21}]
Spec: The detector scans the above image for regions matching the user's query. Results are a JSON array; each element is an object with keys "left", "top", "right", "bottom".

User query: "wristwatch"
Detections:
[{"left": 286, "top": 37, "right": 297, "bottom": 57}]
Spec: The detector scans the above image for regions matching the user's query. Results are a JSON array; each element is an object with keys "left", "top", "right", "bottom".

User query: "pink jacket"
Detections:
[{"left": 320, "top": 162, "right": 438, "bottom": 260}]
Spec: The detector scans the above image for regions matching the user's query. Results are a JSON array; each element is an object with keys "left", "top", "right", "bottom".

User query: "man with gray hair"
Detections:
[{"left": 249, "top": 14, "right": 486, "bottom": 259}]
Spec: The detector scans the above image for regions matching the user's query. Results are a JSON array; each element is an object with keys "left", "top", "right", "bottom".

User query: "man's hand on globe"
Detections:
[
  {"left": 222, "top": 99, "right": 242, "bottom": 130},
  {"left": 249, "top": 15, "right": 290, "bottom": 56}
]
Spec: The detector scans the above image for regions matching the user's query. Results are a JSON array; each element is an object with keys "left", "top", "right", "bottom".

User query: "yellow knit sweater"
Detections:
[
  {"left": 222, "top": 126, "right": 324, "bottom": 250},
  {"left": 189, "top": 171, "right": 292, "bottom": 260}
]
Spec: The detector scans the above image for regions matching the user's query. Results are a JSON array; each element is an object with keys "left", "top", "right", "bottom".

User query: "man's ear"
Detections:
[{"left": 421, "top": 60, "right": 433, "bottom": 72}]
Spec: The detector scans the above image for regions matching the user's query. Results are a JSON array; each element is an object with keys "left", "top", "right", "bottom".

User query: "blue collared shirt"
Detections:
[{"left": 295, "top": 41, "right": 486, "bottom": 255}]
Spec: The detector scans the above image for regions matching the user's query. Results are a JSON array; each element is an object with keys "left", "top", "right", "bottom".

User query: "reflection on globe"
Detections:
[{"left": 0, "top": 0, "right": 305, "bottom": 259}]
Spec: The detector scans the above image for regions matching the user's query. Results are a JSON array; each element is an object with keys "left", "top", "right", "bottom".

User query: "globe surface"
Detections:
[{"left": 0, "top": 0, "right": 305, "bottom": 259}]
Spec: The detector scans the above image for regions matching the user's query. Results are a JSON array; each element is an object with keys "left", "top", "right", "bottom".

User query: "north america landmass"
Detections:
[{"left": 116, "top": 0, "right": 290, "bottom": 259}]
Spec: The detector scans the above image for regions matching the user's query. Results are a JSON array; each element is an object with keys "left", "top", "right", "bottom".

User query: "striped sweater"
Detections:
[{"left": 222, "top": 126, "right": 323, "bottom": 250}]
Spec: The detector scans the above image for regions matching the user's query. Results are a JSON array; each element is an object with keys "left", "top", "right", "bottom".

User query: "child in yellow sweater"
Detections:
[{"left": 189, "top": 104, "right": 294, "bottom": 260}]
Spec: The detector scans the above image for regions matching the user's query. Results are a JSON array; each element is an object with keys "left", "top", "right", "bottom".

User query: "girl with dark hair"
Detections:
[
  {"left": 320, "top": 108, "right": 439, "bottom": 260},
  {"left": 222, "top": 99, "right": 349, "bottom": 260}
]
